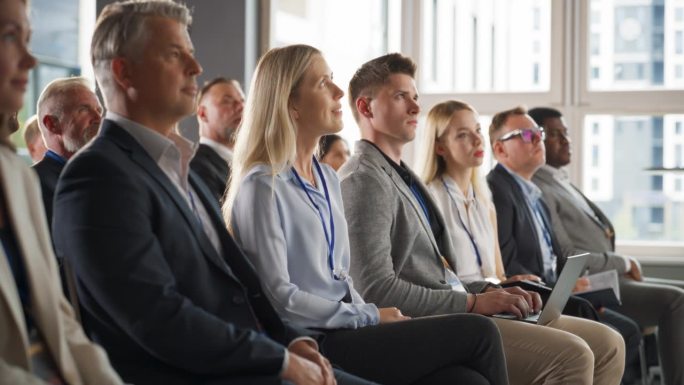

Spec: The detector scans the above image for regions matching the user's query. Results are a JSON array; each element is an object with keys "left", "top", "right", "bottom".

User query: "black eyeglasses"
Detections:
[{"left": 497, "top": 127, "right": 545, "bottom": 143}]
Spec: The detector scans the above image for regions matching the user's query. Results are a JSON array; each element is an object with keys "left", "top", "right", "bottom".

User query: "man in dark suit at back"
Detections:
[
  {"left": 33, "top": 76, "right": 102, "bottom": 227},
  {"left": 53, "top": 1, "right": 373, "bottom": 384},
  {"left": 529, "top": 106, "right": 684, "bottom": 385},
  {"left": 191, "top": 77, "right": 245, "bottom": 204}
]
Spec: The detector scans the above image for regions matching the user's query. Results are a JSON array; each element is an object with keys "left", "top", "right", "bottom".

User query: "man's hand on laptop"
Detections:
[{"left": 470, "top": 287, "right": 543, "bottom": 318}]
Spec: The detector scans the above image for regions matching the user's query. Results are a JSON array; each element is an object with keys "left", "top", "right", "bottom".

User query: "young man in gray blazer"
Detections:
[
  {"left": 339, "top": 53, "right": 625, "bottom": 385},
  {"left": 530, "top": 106, "right": 684, "bottom": 385}
]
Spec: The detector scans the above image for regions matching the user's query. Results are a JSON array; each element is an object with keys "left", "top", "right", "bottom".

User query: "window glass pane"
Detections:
[
  {"left": 582, "top": 114, "right": 684, "bottom": 242},
  {"left": 11, "top": 0, "right": 94, "bottom": 156},
  {"left": 588, "top": 0, "right": 684, "bottom": 90},
  {"left": 30, "top": 0, "right": 80, "bottom": 65},
  {"left": 270, "top": 0, "right": 401, "bottom": 145},
  {"left": 421, "top": 0, "right": 551, "bottom": 93}
]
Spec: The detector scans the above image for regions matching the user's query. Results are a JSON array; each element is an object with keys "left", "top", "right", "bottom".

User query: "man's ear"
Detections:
[
  {"left": 42, "top": 115, "right": 60, "bottom": 135},
  {"left": 111, "top": 57, "right": 133, "bottom": 90},
  {"left": 356, "top": 97, "right": 372, "bottom": 118},
  {"left": 492, "top": 141, "right": 505, "bottom": 160},
  {"left": 197, "top": 104, "right": 208, "bottom": 122}
]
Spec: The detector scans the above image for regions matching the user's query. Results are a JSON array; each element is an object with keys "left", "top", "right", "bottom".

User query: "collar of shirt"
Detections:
[
  {"left": 106, "top": 111, "right": 198, "bottom": 189},
  {"left": 360, "top": 139, "right": 413, "bottom": 186},
  {"left": 44, "top": 149, "right": 67, "bottom": 165},
  {"left": 500, "top": 163, "right": 542, "bottom": 203},
  {"left": 541, "top": 164, "right": 571, "bottom": 183},
  {"left": 199, "top": 137, "right": 233, "bottom": 163},
  {"left": 276, "top": 163, "right": 326, "bottom": 199},
  {"left": 441, "top": 175, "right": 476, "bottom": 205}
]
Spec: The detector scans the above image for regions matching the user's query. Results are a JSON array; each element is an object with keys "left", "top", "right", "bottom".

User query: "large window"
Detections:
[
  {"left": 267, "top": 0, "right": 684, "bottom": 255},
  {"left": 421, "top": 0, "right": 551, "bottom": 93},
  {"left": 266, "top": 0, "right": 401, "bottom": 145}
]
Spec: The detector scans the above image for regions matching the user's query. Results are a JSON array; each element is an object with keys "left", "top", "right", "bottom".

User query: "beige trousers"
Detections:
[{"left": 493, "top": 315, "right": 625, "bottom": 385}]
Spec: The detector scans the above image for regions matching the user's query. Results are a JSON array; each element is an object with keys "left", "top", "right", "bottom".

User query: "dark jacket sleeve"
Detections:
[{"left": 53, "top": 151, "right": 288, "bottom": 377}]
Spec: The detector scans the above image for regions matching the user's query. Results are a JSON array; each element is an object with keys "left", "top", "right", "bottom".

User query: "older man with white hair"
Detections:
[{"left": 34, "top": 76, "right": 102, "bottom": 226}]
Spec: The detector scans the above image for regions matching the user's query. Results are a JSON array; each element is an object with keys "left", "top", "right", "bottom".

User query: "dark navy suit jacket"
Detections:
[
  {"left": 487, "top": 163, "right": 566, "bottom": 281},
  {"left": 190, "top": 143, "right": 230, "bottom": 205},
  {"left": 53, "top": 120, "right": 313, "bottom": 385},
  {"left": 32, "top": 153, "right": 64, "bottom": 228}
]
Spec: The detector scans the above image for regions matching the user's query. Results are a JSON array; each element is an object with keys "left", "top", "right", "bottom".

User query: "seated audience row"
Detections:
[{"left": 5, "top": 0, "right": 683, "bottom": 384}]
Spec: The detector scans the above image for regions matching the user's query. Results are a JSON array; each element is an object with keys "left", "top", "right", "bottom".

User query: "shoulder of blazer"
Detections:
[
  {"left": 532, "top": 166, "right": 555, "bottom": 186},
  {"left": 488, "top": 164, "right": 520, "bottom": 195}
]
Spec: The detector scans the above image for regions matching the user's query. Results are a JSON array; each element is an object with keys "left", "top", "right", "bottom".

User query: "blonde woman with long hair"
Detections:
[
  {"left": 225, "top": 45, "right": 508, "bottom": 385},
  {"left": 416, "top": 100, "right": 541, "bottom": 285}
]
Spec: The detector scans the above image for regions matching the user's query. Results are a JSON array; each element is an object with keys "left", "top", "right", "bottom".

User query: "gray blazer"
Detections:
[
  {"left": 532, "top": 166, "right": 628, "bottom": 274},
  {"left": 339, "top": 141, "right": 490, "bottom": 317}
]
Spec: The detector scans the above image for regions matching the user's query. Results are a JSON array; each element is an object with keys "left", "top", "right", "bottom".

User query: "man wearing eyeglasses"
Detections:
[{"left": 487, "top": 106, "right": 558, "bottom": 282}]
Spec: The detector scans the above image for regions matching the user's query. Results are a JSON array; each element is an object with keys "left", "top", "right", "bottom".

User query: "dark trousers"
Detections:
[
  {"left": 284, "top": 369, "right": 379, "bottom": 385},
  {"left": 320, "top": 314, "right": 508, "bottom": 385}
]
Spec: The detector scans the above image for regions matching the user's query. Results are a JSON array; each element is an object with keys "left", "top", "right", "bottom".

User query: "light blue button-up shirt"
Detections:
[
  {"left": 501, "top": 165, "right": 557, "bottom": 280},
  {"left": 231, "top": 163, "right": 380, "bottom": 329}
]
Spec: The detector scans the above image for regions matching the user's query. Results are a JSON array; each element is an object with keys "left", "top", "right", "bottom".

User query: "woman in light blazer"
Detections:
[
  {"left": 224, "top": 44, "right": 508, "bottom": 385},
  {"left": 0, "top": 0, "right": 122, "bottom": 383}
]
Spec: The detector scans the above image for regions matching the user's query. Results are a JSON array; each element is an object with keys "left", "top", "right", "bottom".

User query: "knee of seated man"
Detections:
[
  {"left": 436, "top": 314, "right": 501, "bottom": 343},
  {"left": 592, "top": 322, "right": 626, "bottom": 364},
  {"left": 555, "top": 331, "right": 595, "bottom": 370}
]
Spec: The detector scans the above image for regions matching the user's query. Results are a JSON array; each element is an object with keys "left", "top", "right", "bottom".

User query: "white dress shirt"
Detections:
[
  {"left": 502, "top": 164, "right": 557, "bottom": 281},
  {"left": 106, "top": 112, "right": 223, "bottom": 256},
  {"left": 428, "top": 176, "right": 497, "bottom": 282},
  {"left": 231, "top": 162, "right": 380, "bottom": 329},
  {"left": 199, "top": 137, "right": 233, "bottom": 164}
]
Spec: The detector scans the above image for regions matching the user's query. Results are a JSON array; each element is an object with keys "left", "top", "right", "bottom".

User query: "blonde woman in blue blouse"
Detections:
[
  {"left": 416, "top": 100, "right": 541, "bottom": 285},
  {"left": 224, "top": 45, "right": 508, "bottom": 385}
]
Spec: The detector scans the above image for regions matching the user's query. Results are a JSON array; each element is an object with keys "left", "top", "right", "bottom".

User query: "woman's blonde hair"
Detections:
[
  {"left": 416, "top": 100, "right": 490, "bottom": 199},
  {"left": 1, "top": 0, "right": 29, "bottom": 148},
  {"left": 222, "top": 44, "right": 321, "bottom": 228}
]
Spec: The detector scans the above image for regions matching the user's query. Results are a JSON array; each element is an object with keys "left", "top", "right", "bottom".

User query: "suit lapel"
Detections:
[
  {"left": 495, "top": 164, "right": 545, "bottom": 272},
  {"left": 103, "top": 122, "right": 236, "bottom": 279},
  {"left": 572, "top": 184, "right": 616, "bottom": 248},
  {"left": 361, "top": 143, "right": 444, "bottom": 259}
]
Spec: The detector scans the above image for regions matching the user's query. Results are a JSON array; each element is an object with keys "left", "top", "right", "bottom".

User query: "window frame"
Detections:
[{"left": 262, "top": 0, "right": 684, "bottom": 258}]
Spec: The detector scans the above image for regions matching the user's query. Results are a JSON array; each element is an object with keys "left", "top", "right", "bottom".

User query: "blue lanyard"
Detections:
[
  {"left": 441, "top": 178, "right": 482, "bottom": 268},
  {"left": 44, "top": 150, "right": 66, "bottom": 165},
  {"left": 291, "top": 157, "right": 338, "bottom": 280},
  {"left": 410, "top": 183, "right": 431, "bottom": 222},
  {"left": 532, "top": 201, "right": 554, "bottom": 252}
]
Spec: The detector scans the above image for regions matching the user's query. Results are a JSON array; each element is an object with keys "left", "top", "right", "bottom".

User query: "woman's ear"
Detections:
[{"left": 434, "top": 140, "right": 446, "bottom": 156}]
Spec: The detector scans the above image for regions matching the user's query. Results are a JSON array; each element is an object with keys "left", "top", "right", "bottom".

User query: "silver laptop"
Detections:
[{"left": 493, "top": 253, "right": 589, "bottom": 326}]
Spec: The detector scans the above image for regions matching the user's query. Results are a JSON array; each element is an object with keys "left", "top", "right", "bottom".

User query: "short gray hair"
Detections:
[
  {"left": 91, "top": 0, "right": 192, "bottom": 97},
  {"left": 36, "top": 76, "right": 93, "bottom": 133}
]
